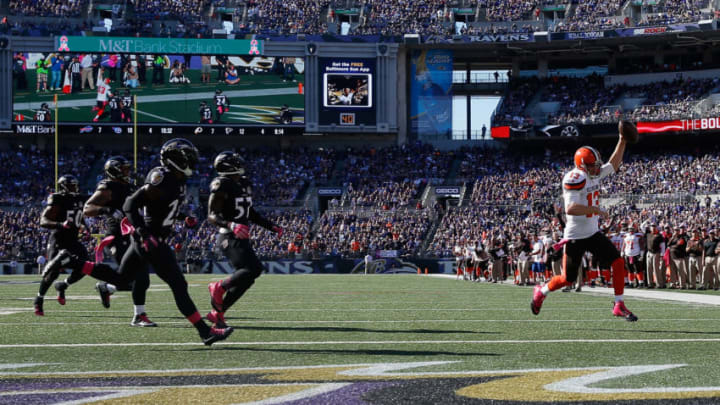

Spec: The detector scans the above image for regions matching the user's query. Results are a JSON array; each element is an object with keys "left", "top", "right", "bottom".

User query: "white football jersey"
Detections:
[
  {"left": 610, "top": 233, "right": 624, "bottom": 253},
  {"left": 96, "top": 82, "right": 111, "bottom": 102},
  {"left": 464, "top": 245, "right": 473, "bottom": 260},
  {"left": 562, "top": 163, "right": 614, "bottom": 240},
  {"left": 532, "top": 240, "right": 544, "bottom": 262},
  {"left": 623, "top": 232, "right": 643, "bottom": 257}
]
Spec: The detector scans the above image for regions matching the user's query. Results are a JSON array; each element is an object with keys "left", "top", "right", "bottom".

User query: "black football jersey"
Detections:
[
  {"left": 210, "top": 176, "right": 253, "bottom": 226},
  {"left": 199, "top": 106, "right": 213, "bottom": 121},
  {"left": 35, "top": 108, "right": 51, "bottom": 122},
  {"left": 96, "top": 179, "right": 134, "bottom": 236},
  {"left": 214, "top": 94, "right": 228, "bottom": 107},
  {"left": 45, "top": 192, "right": 87, "bottom": 244},
  {"left": 142, "top": 167, "right": 186, "bottom": 237},
  {"left": 121, "top": 95, "right": 133, "bottom": 109},
  {"left": 108, "top": 96, "right": 121, "bottom": 111}
]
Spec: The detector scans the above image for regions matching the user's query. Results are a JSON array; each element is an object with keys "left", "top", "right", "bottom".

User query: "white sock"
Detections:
[
  {"left": 615, "top": 295, "right": 623, "bottom": 303},
  {"left": 541, "top": 285, "right": 550, "bottom": 296},
  {"left": 134, "top": 305, "right": 145, "bottom": 316},
  {"left": 107, "top": 284, "right": 117, "bottom": 293}
]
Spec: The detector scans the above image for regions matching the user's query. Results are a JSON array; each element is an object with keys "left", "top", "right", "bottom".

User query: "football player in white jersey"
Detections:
[
  {"left": 624, "top": 226, "right": 644, "bottom": 288},
  {"left": 92, "top": 78, "right": 112, "bottom": 122},
  {"left": 531, "top": 127, "right": 638, "bottom": 321}
]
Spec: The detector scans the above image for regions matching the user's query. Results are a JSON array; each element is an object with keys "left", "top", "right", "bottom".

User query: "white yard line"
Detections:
[
  {"left": 2, "top": 338, "right": 720, "bottom": 349},
  {"left": 2, "top": 318, "right": 719, "bottom": 326},
  {"left": 133, "top": 109, "right": 177, "bottom": 123},
  {"left": 15, "top": 87, "right": 299, "bottom": 111}
]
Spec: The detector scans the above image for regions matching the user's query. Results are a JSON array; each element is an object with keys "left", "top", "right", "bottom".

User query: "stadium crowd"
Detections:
[
  {"left": 8, "top": 0, "right": 86, "bottom": 18},
  {"left": 3, "top": 0, "right": 713, "bottom": 38},
  {"left": 494, "top": 75, "right": 719, "bottom": 126},
  {"left": 1, "top": 143, "right": 720, "bottom": 265},
  {"left": 340, "top": 143, "right": 454, "bottom": 209}
]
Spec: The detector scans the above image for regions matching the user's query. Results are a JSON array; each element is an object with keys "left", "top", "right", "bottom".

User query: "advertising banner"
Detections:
[
  {"left": 410, "top": 49, "right": 453, "bottom": 137},
  {"left": 55, "top": 36, "right": 262, "bottom": 55},
  {"left": 318, "top": 58, "right": 376, "bottom": 126}
]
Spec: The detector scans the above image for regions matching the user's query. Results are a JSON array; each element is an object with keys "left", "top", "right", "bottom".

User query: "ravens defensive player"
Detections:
[
  {"left": 213, "top": 89, "right": 229, "bottom": 123},
  {"left": 83, "top": 156, "right": 155, "bottom": 327},
  {"left": 34, "top": 175, "right": 88, "bottom": 316},
  {"left": 199, "top": 101, "right": 213, "bottom": 124},
  {"left": 206, "top": 151, "right": 283, "bottom": 328},
  {"left": 34, "top": 103, "right": 52, "bottom": 122},
  {"left": 48, "top": 139, "right": 233, "bottom": 345}
]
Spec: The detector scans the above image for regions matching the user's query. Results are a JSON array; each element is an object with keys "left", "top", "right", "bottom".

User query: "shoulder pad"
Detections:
[
  {"left": 210, "top": 177, "right": 228, "bottom": 193},
  {"left": 97, "top": 179, "right": 112, "bottom": 191},
  {"left": 46, "top": 193, "right": 61, "bottom": 206},
  {"left": 563, "top": 169, "right": 587, "bottom": 191},
  {"left": 146, "top": 167, "right": 167, "bottom": 186}
]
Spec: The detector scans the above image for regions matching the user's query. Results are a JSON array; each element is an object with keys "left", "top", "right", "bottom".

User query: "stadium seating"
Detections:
[
  {"left": 2, "top": 144, "right": 720, "bottom": 262},
  {"left": 3, "top": 0, "right": 713, "bottom": 38},
  {"left": 495, "top": 76, "right": 720, "bottom": 127}
]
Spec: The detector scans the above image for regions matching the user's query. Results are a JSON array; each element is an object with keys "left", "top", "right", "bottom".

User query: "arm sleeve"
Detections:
[
  {"left": 123, "top": 186, "right": 147, "bottom": 229},
  {"left": 598, "top": 163, "right": 615, "bottom": 180},
  {"left": 563, "top": 188, "right": 585, "bottom": 212}
]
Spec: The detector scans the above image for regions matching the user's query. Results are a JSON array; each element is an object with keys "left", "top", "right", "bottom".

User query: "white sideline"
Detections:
[{"left": 427, "top": 274, "right": 720, "bottom": 306}]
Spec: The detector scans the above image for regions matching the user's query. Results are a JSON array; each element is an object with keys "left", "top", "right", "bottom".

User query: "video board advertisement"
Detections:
[
  {"left": 318, "top": 58, "right": 376, "bottom": 127},
  {"left": 410, "top": 49, "right": 453, "bottom": 137},
  {"left": 11, "top": 51, "right": 305, "bottom": 135}
]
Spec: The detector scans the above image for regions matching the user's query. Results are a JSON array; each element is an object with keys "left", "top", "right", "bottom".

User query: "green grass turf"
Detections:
[
  {"left": 13, "top": 70, "right": 305, "bottom": 124},
  {"left": 1, "top": 273, "right": 720, "bottom": 391}
]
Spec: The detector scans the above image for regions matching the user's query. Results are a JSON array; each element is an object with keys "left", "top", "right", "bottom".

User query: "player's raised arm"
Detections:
[{"left": 608, "top": 121, "right": 637, "bottom": 171}]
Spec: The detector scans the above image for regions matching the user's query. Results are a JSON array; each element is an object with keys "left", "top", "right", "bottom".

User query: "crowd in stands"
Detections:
[
  {"left": 553, "top": 0, "right": 625, "bottom": 32},
  {"left": 9, "top": 0, "right": 86, "bottom": 18},
  {"left": 0, "top": 147, "right": 104, "bottom": 207},
  {"left": 312, "top": 209, "right": 432, "bottom": 258},
  {"left": 134, "top": 0, "right": 209, "bottom": 21},
  {"left": 492, "top": 77, "right": 541, "bottom": 128},
  {"left": 637, "top": 0, "right": 707, "bottom": 26},
  {"left": 482, "top": 0, "right": 536, "bottom": 23},
  {"left": 245, "top": 0, "right": 331, "bottom": 35},
  {"left": 340, "top": 143, "right": 454, "bottom": 209},
  {"left": 543, "top": 74, "right": 625, "bottom": 125},
  {"left": 2, "top": 0, "right": 714, "bottom": 39},
  {"left": 2, "top": 143, "right": 720, "bottom": 263},
  {"left": 494, "top": 75, "right": 720, "bottom": 127}
]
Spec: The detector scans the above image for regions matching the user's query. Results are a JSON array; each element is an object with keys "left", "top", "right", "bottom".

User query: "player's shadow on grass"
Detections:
[
  {"left": 217, "top": 325, "right": 494, "bottom": 334},
  {"left": 575, "top": 328, "right": 720, "bottom": 335},
  {"left": 179, "top": 347, "right": 502, "bottom": 356}
]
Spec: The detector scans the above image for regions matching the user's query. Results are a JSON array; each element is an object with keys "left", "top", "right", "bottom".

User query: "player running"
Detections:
[
  {"left": 34, "top": 175, "right": 89, "bottom": 316},
  {"left": 44, "top": 139, "right": 233, "bottom": 345},
  {"left": 199, "top": 101, "right": 213, "bottom": 124},
  {"left": 82, "top": 156, "right": 155, "bottom": 327},
  {"left": 206, "top": 151, "right": 283, "bottom": 328},
  {"left": 92, "top": 78, "right": 112, "bottom": 122},
  {"left": 34, "top": 103, "right": 52, "bottom": 122},
  {"left": 121, "top": 89, "right": 133, "bottom": 123},
  {"left": 213, "top": 89, "right": 229, "bottom": 123},
  {"left": 530, "top": 124, "right": 638, "bottom": 321}
]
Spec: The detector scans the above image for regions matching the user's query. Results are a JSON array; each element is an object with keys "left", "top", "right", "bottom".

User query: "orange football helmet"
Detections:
[{"left": 574, "top": 146, "right": 602, "bottom": 177}]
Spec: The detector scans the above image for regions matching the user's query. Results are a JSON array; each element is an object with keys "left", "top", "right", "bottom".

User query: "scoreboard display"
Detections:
[{"left": 318, "top": 58, "right": 376, "bottom": 127}]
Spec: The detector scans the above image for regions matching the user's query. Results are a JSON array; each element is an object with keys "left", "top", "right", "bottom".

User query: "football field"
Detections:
[
  {"left": 12, "top": 69, "right": 305, "bottom": 125},
  {"left": 2, "top": 274, "right": 720, "bottom": 404}
]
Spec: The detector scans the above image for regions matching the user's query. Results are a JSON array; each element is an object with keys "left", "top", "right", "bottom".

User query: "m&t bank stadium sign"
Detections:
[{"left": 55, "top": 35, "right": 262, "bottom": 55}]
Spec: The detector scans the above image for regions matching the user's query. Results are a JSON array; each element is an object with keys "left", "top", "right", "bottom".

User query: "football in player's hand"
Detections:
[{"left": 619, "top": 120, "right": 639, "bottom": 144}]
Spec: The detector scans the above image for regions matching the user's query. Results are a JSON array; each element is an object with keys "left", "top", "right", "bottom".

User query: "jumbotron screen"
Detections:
[{"left": 12, "top": 52, "right": 305, "bottom": 135}]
